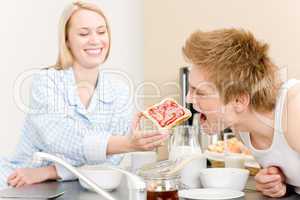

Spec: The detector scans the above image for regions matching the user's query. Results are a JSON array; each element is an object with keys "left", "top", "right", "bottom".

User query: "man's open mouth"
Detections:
[{"left": 199, "top": 112, "right": 207, "bottom": 124}]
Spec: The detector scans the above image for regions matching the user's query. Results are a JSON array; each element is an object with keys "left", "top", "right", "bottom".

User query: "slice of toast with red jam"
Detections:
[{"left": 143, "top": 98, "right": 192, "bottom": 129}]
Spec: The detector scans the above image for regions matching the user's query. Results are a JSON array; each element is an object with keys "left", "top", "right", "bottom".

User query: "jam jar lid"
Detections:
[{"left": 137, "top": 160, "right": 181, "bottom": 180}]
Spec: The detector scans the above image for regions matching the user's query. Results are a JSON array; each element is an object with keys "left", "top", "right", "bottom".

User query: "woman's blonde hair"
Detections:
[
  {"left": 53, "top": 1, "right": 111, "bottom": 69},
  {"left": 183, "top": 28, "right": 281, "bottom": 112}
]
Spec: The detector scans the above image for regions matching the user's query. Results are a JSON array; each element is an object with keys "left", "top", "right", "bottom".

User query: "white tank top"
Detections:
[{"left": 240, "top": 79, "right": 300, "bottom": 192}]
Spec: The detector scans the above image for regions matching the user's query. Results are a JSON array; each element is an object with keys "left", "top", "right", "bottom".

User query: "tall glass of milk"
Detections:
[{"left": 169, "top": 126, "right": 207, "bottom": 188}]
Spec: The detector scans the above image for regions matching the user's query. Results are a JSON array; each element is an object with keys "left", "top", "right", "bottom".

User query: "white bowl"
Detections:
[
  {"left": 78, "top": 165, "right": 123, "bottom": 192},
  {"left": 199, "top": 168, "right": 249, "bottom": 191}
]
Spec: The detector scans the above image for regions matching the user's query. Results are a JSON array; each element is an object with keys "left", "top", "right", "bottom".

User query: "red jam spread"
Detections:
[{"left": 147, "top": 100, "right": 185, "bottom": 127}]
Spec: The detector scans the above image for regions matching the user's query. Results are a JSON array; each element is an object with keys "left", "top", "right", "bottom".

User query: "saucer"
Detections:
[{"left": 179, "top": 188, "right": 244, "bottom": 200}]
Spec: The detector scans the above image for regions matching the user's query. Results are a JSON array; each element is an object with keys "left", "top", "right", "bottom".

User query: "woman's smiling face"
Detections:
[
  {"left": 67, "top": 9, "right": 110, "bottom": 69},
  {"left": 186, "top": 66, "right": 236, "bottom": 134}
]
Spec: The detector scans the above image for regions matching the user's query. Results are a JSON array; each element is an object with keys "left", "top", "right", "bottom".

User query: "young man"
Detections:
[{"left": 183, "top": 28, "right": 300, "bottom": 197}]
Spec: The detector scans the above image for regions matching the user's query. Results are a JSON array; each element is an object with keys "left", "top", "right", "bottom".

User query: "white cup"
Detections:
[
  {"left": 130, "top": 151, "right": 157, "bottom": 173},
  {"left": 181, "top": 155, "right": 207, "bottom": 188},
  {"left": 224, "top": 154, "right": 245, "bottom": 169}
]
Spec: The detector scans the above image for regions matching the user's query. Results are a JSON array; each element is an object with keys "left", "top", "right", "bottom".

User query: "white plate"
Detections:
[
  {"left": 179, "top": 188, "right": 244, "bottom": 200},
  {"left": 204, "top": 150, "right": 254, "bottom": 161},
  {"left": 204, "top": 150, "right": 260, "bottom": 168},
  {"left": 204, "top": 150, "right": 260, "bottom": 165}
]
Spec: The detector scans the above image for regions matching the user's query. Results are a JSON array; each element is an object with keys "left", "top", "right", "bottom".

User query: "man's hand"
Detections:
[
  {"left": 255, "top": 166, "right": 286, "bottom": 197},
  {"left": 7, "top": 166, "right": 58, "bottom": 188}
]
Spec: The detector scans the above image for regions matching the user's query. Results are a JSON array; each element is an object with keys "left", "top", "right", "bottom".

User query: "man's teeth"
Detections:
[{"left": 85, "top": 49, "right": 101, "bottom": 55}]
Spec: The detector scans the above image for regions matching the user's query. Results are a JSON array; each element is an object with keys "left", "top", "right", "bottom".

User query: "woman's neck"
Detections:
[
  {"left": 72, "top": 62, "right": 99, "bottom": 88},
  {"left": 72, "top": 62, "right": 100, "bottom": 108}
]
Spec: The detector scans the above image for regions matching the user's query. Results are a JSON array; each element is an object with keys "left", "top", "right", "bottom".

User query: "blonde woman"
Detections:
[
  {"left": 183, "top": 29, "right": 300, "bottom": 197},
  {"left": 0, "top": 1, "right": 168, "bottom": 188}
]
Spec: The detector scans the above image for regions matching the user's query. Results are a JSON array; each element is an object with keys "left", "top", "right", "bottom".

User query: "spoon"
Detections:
[
  {"left": 138, "top": 153, "right": 206, "bottom": 177},
  {"left": 164, "top": 153, "right": 205, "bottom": 176},
  {"left": 33, "top": 152, "right": 146, "bottom": 200}
]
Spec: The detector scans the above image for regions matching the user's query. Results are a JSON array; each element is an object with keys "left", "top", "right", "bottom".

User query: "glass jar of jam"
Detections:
[{"left": 138, "top": 161, "right": 181, "bottom": 200}]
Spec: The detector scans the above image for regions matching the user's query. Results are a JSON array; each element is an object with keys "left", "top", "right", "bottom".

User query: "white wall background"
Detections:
[
  {"left": 144, "top": 0, "right": 300, "bottom": 159},
  {"left": 0, "top": 0, "right": 144, "bottom": 156},
  {"left": 144, "top": 0, "right": 300, "bottom": 106}
]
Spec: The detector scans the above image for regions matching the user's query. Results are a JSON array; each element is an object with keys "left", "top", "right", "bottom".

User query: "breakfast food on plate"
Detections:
[
  {"left": 207, "top": 137, "right": 260, "bottom": 175},
  {"left": 208, "top": 137, "right": 251, "bottom": 155},
  {"left": 143, "top": 98, "right": 192, "bottom": 129}
]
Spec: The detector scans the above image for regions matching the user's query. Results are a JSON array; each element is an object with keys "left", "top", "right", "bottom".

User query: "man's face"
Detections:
[{"left": 186, "top": 66, "right": 234, "bottom": 134}]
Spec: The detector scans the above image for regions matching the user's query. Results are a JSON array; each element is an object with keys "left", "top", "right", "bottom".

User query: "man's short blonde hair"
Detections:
[
  {"left": 53, "top": 1, "right": 111, "bottom": 69},
  {"left": 183, "top": 28, "right": 280, "bottom": 112}
]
